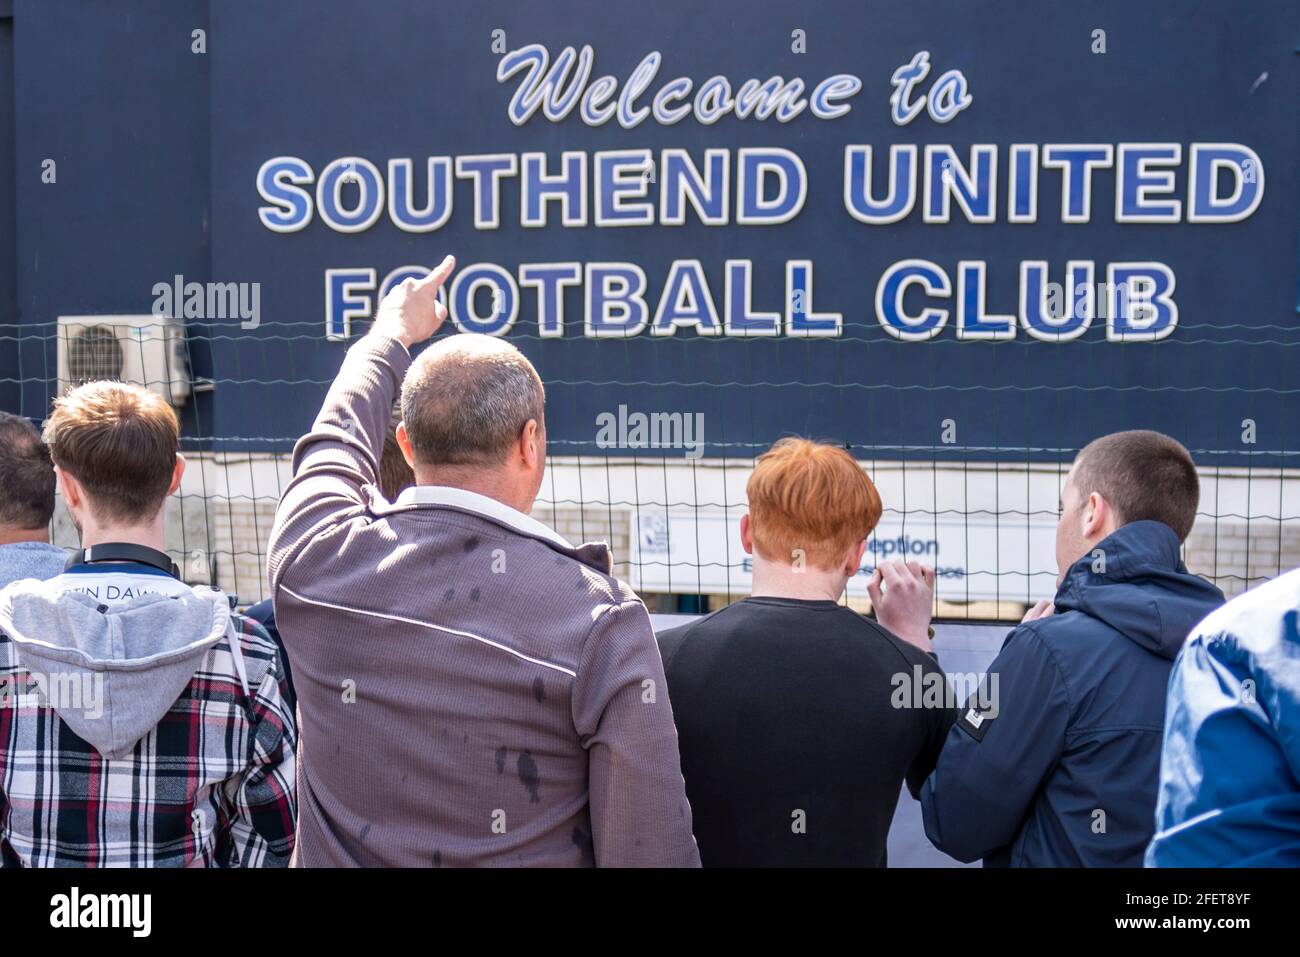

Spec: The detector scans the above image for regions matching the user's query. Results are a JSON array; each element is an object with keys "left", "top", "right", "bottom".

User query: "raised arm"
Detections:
[{"left": 267, "top": 256, "right": 455, "bottom": 594}]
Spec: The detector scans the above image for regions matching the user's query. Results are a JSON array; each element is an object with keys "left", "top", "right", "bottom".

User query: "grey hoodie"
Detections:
[{"left": 0, "top": 573, "right": 240, "bottom": 757}]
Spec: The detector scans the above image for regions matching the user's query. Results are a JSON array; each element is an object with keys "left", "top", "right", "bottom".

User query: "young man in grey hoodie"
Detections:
[
  {"left": 0, "top": 413, "right": 65, "bottom": 588},
  {"left": 0, "top": 384, "right": 296, "bottom": 867}
]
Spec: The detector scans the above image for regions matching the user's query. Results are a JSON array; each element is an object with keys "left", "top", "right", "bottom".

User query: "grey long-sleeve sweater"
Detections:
[{"left": 267, "top": 334, "right": 699, "bottom": 867}]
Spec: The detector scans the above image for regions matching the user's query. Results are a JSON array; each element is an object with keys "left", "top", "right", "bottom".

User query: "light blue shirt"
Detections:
[{"left": 0, "top": 541, "right": 68, "bottom": 590}]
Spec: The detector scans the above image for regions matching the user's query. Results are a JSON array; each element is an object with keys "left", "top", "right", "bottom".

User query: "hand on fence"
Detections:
[
  {"left": 869, "top": 558, "right": 936, "bottom": 652},
  {"left": 372, "top": 254, "right": 456, "bottom": 349}
]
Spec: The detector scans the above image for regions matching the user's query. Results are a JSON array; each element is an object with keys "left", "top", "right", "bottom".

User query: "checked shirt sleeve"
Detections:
[{"left": 221, "top": 639, "right": 298, "bottom": 868}]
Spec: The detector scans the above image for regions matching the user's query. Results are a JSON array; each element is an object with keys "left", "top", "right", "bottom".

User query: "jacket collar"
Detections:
[
  {"left": 1057, "top": 519, "right": 1183, "bottom": 592},
  {"left": 1052, "top": 520, "right": 1224, "bottom": 660}
]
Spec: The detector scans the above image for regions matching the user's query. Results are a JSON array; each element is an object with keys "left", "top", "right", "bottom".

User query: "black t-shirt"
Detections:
[{"left": 658, "top": 596, "right": 956, "bottom": 867}]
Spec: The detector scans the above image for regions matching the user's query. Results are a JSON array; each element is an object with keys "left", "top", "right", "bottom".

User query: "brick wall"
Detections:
[
  {"left": 530, "top": 506, "right": 635, "bottom": 582},
  {"left": 1184, "top": 519, "right": 1300, "bottom": 598}
]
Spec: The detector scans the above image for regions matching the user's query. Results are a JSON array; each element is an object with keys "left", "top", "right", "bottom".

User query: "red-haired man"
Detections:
[{"left": 657, "top": 437, "right": 952, "bottom": 866}]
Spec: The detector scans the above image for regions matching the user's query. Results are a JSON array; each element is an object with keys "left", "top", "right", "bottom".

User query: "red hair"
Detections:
[{"left": 746, "top": 438, "right": 883, "bottom": 570}]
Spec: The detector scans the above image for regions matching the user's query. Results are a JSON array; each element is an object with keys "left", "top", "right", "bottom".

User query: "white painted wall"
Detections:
[{"left": 51, "top": 453, "right": 1299, "bottom": 609}]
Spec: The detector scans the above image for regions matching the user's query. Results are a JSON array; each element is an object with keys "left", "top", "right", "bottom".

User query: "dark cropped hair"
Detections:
[
  {"left": 0, "top": 412, "right": 57, "bottom": 531},
  {"left": 379, "top": 405, "right": 415, "bottom": 500},
  {"left": 1072, "top": 430, "right": 1199, "bottom": 542}
]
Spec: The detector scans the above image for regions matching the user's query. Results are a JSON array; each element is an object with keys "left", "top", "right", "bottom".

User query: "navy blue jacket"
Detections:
[
  {"left": 244, "top": 598, "right": 296, "bottom": 713},
  {"left": 920, "top": 521, "right": 1224, "bottom": 866}
]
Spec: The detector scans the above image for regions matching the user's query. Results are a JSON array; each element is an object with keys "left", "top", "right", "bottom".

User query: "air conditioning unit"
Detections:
[{"left": 56, "top": 315, "right": 192, "bottom": 407}]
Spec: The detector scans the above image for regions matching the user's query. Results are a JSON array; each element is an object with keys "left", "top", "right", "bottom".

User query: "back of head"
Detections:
[
  {"left": 0, "top": 412, "right": 56, "bottom": 532},
  {"left": 42, "top": 381, "right": 179, "bottom": 524},
  {"left": 747, "top": 437, "right": 883, "bottom": 570},
  {"left": 400, "top": 334, "right": 545, "bottom": 469},
  {"left": 1073, "top": 429, "right": 1199, "bottom": 541}
]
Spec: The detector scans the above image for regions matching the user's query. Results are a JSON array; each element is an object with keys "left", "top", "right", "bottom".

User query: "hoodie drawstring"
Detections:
[{"left": 225, "top": 620, "right": 251, "bottom": 699}]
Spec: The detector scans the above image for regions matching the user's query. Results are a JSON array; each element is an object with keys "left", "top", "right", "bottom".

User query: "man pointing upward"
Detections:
[{"left": 269, "top": 256, "right": 700, "bottom": 867}]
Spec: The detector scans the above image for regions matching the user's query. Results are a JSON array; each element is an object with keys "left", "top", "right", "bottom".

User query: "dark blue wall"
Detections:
[
  {"left": 0, "top": 6, "right": 15, "bottom": 419},
  {"left": 8, "top": 0, "right": 210, "bottom": 435},
  {"left": 3, "top": 0, "right": 1298, "bottom": 465}
]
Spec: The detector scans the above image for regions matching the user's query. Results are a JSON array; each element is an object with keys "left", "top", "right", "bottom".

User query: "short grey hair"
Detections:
[{"left": 400, "top": 334, "right": 545, "bottom": 468}]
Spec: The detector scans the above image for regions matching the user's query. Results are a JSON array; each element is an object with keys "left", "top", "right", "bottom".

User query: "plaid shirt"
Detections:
[{"left": 0, "top": 599, "right": 296, "bottom": 867}]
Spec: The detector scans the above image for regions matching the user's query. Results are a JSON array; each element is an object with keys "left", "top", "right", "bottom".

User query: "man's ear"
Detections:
[
  {"left": 168, "top": 455, "right": 186, "bottom": 496},
  {"left": 739, "top": 513, "right": 754, "bottom": 555},
  {"left": 520, "top": 419, "right": 542, "bottom": 471},
  {"left": 395, "top": 421, "right": 416, "bottom": 469},
  {"left": 845, "top": 539, "right": 869, "bottom": 577},
  {"left": 1083, "top": 491, "right": 1112, "bottom": 540}
]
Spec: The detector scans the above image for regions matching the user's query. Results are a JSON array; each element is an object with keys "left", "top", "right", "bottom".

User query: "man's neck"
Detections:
[
  {"left": 750, "top": 558, "right": 849, "bottom": 602},
  {"left": 413, "top": 469, "right": 530, "bottom": 515},
  {"left": 0, "top": 528, "right": 50, "bottom": 547},
  {"left": 79, "top": 521, "right": 168, "bottom": 554}
]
